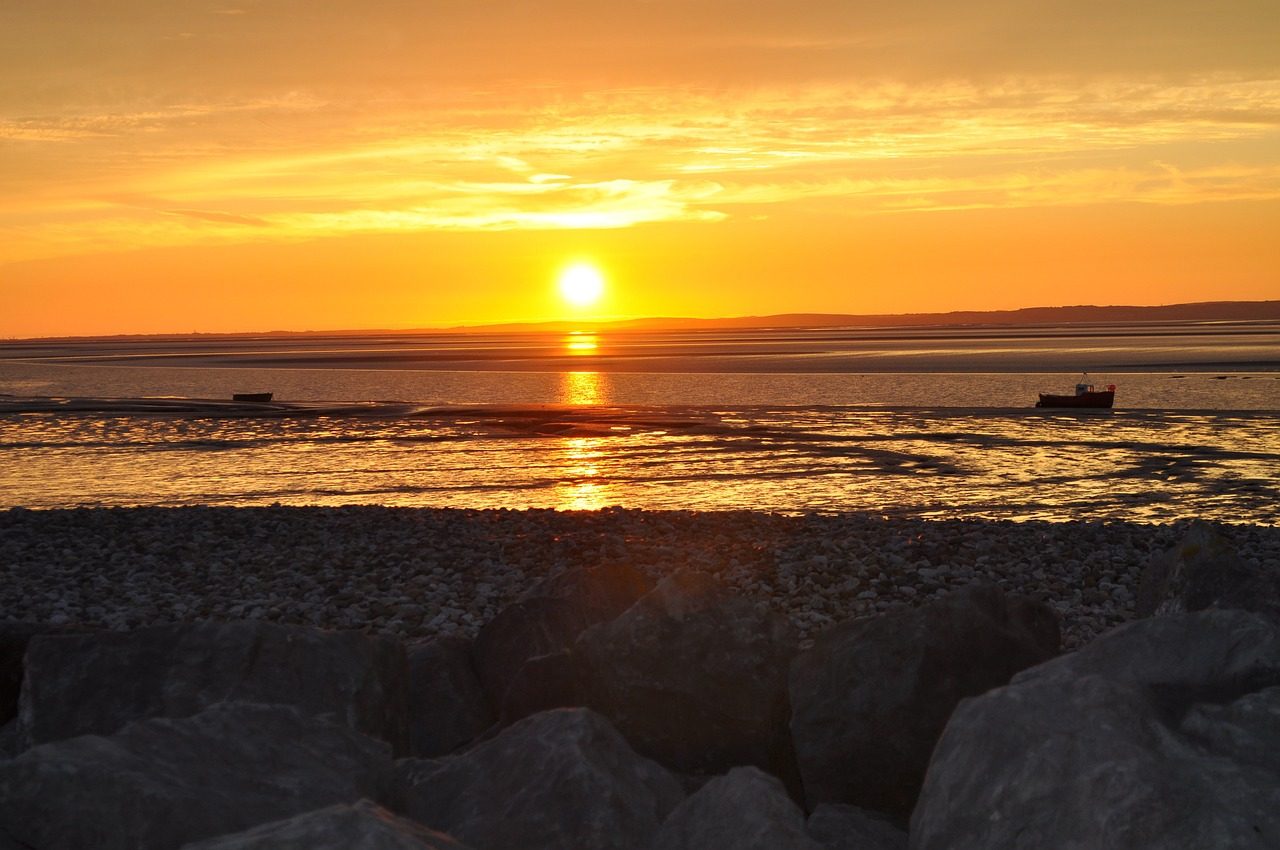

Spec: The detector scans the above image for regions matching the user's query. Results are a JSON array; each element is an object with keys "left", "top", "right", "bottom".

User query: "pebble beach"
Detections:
[{"left": 5, "top": 506, "right": 1279, "bottom": 649}]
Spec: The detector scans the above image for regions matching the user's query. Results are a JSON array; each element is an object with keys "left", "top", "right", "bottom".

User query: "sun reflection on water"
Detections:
[
  {"left": 557, "top": 436, "right": 608, "bottom": 511},
  {"left": 561, "top": 370, "right": 604, "bottom": 405},
  {"left": 564, "top": 332, "right": 598, "bottom": 355}
]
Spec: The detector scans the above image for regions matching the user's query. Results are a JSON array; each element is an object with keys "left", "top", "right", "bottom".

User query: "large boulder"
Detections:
[
  {"left": 471, "top": 563, "right": 653, "bottom": 711},
  {"left": 182, "top": 799, "right": 470, "bottom": 849},
  {"left": 1, "top": 623, "right": 46, "bottom": 727},
  {"left": 789, "top": 584, "right": 1059, "bottom": 819},
  {"left": 17, "top": 621, "right": 409, "bottom": 753},
  {"left": 1137, "top": 522, "right": 1280, "bottom": 620},
  {"left": 394, "top": 707, "right": 683, "bottom": 850},
  {"left": 0, "top": 621, "right": 91, "bottom": 732},
  {"left": 407, "top": 637, "right": 493, "bottom": 757},
  {"left": 495, "top": 647, "right": 581, "bottom": 723},
  {"left": 0, "top": 701, "right": 392, "bottom": 850},
  {"left": 0, "top": 720, "right": 17, "bottom": 758},
  {"left": 911, "top": 610, "right": 1280, "bottom": 850},
  {"left": 806, "top": 804, "right": 908, "bottom": 850},
  {"left": 650, "top": 766, "right": 822, "bottom": 850},
  {"left": 575, "top": 571, "right": 799, "bottom": 777}
]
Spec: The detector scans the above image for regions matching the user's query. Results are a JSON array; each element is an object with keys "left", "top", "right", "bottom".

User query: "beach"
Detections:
[
  {"left": 4, "top": 349, "right": 1278, "bottom": 849},
  {"left": 5, "top": 506, "right": 1279, "bottom": 650}
]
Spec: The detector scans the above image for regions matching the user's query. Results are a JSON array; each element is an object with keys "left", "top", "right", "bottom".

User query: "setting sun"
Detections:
[{"left": 558, "top": 263, "right": 606, "bottom": 308}]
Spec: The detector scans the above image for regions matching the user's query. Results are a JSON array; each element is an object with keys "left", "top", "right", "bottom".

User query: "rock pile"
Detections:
[{"left": 0, "top": 522, "right": 1277, "bottom": 849}]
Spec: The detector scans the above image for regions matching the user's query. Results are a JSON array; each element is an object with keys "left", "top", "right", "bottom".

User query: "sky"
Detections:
[{"left": 3, "top": 1, "right": 1279, "bottom": 336}]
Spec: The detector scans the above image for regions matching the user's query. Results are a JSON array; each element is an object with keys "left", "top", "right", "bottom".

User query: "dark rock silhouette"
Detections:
[
  {"left": 575, "top": 571, "right": 799, "bottom": 777},
  {"left": 789, "top": 584, "right": 1059, "bottom": 819},
  {"left": 649, "top": 766, "right": 822, "bottom": 850},
  {"left": 17, "top": 620, "right": 409, "bottom": 754},
  {"left": 0, "top": 702, "right": 392, "bottom": 850},
  {"left": 911, "top": 610, "right": 1280, "bottom": 849},
  {"left": 182, "top": 799, "right": 471, "bottom": 849},
  {"left": 471, "top": 563, "right": 653, "bottom": 711},
  {"left": 407, "top": 637, "right": 493, "bottom": 757},
  {"left": 1137, "top": 522, "right": 1280, "bottom": 620},
  {"left": 394, "top": 707, "right": 683, "bottom": 850},
  {"left": 807, "top": 803, "right": 907, "bottom": 850}
]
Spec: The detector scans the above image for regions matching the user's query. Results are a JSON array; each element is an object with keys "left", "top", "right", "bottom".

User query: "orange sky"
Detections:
[{"left": 3, "top": 1, "right": 1279, "bottom": 337}]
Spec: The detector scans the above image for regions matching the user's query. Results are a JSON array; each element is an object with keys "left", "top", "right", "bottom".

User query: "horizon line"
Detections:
[{"left": 4, "top": 299, "right": 1279, "bottom": 344}]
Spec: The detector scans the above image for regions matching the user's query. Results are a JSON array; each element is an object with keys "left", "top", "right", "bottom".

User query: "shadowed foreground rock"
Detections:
[
  {"left": 1137, "top": 522, "right": 1280, "bottom": 620},
  {"left": 394, "top": 707, "right": 683, "bottom": 850},
  {"left": 17, "top": 620, "right": 409, "bottom": 753},
  {"left": 407, "top": 637, "right": 493, "bottom": 757},
  {"left": 911, "top": 610, "right": 1280, "bottom": 850},
  {"left": 789, "top": 584, "right": 1058, "bottom": 819},
  {"left": 576, "top": 571, "right": 799, "bottom": 776},
  {"left": 182, "top": 799, "right": 470, "bottom": 849},
  {"left": 807, "top": 804, "right": 908, "bottom": 850},
  {"left": 1, "top": 622, "right": 80, "bottom": 730},
  {"left": 649, "top": 766, "right": 822, "bottom": 850},
  {"left": 0, "top": 702, "right": 392, "bottom": 850},
  {"left": 471, "top": 563, "right": 653, "bottom": 710}
]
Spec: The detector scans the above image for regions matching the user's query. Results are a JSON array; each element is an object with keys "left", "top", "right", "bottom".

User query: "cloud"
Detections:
[
  {"left": 165, "top": 208, "right": 270, "bottom": 226},
  {"left": 2, "top": 0, "right": 1278, "bottom": 122},
  {"left": 2, "top": 69, "right": 1277, "bottom": 262}
]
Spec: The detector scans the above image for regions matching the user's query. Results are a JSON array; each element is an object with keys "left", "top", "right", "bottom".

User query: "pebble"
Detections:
[{"left": 2, "top": 507, "right": 1278, "bottom": 651}]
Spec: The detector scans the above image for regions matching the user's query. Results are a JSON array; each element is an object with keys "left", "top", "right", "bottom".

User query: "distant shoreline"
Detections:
[{"left": 4, "top": 300, "right": 1278, "bottom": 344}]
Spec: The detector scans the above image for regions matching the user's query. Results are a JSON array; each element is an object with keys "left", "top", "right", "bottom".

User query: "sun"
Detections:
[{"left": 558, "top": 263, "right": 605, "bottom": 307}]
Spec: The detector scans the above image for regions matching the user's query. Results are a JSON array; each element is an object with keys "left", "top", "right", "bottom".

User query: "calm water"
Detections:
[{"left": 2, "top": 322, "right": 1277, "bottom": 522}]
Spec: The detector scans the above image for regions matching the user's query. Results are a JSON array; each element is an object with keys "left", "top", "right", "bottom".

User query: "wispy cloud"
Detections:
[
  {"left": 2, "top": 74, "right": 1278, "bottom": 263},
  {"left": 165, "top": 208, "right": 271, "bottom": 226}
]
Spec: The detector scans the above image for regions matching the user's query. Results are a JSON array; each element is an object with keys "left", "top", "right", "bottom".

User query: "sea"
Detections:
[{"left": 2, "top": 320, "right": 1278, "bottom": 524}]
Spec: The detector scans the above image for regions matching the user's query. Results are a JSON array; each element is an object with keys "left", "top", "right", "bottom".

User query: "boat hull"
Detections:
[
  {"left": 1035, "top": 391, "right": 1114, "bottom": 409},
  {"left": 232, "top": 393, "right": 274, "bottom": 403}
]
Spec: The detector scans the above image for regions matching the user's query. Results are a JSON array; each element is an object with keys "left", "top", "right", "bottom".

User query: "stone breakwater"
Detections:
[
  {"left": 3, "top": 547, "right": 1280, "bottom": 848},
  {"left": 3, "top": 506, "right": 1279, "bottom": 650}
]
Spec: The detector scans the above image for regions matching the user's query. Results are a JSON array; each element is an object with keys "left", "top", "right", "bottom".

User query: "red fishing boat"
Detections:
[{"left": 1036, "top": 375, "right": 1115, "bottom": 408}]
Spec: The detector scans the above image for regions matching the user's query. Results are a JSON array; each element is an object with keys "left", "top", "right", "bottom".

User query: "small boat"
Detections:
[
  {"left": 1036, "top": 375, "right": 1114, "bottom": 409},
  {"left": 232, "top": 392, "right": 274, "bottom": 403}
]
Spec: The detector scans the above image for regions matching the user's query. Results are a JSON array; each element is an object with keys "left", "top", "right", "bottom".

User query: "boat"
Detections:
[
  {"left": 1036, "top": 375, "right": 1114, "bottom": 409},
  {"left": 231, "top": 392, "right": 274, "bottom": 403}
]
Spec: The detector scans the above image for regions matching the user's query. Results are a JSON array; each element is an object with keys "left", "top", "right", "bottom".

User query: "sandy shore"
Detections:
[{"left": 3, "top": 507, "right": 1278, "bottom": 649}]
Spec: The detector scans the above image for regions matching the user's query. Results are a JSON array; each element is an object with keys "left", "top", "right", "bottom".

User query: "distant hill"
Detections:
[
  {"left": 8, "top": 300, "right": 1279, "bottom": 343},
  {"left": 459, "top": 300, "right": 1280, "bottom": 333}
]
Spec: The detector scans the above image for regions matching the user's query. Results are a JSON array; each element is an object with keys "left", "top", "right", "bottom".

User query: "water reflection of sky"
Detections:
[
  {"left": 563, "top": 332, "right": 599, "bottom": 356},
  {"left": 560, "top": 370, "right": 605, "bottom": 405},
  {"left": 556, "top": 436, "right": 609, "bottom": 511},
  {"left": 3, "top": 405, "right": 1278, "bottom": 524}
]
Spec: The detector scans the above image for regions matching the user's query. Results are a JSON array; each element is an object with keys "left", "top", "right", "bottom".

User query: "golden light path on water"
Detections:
[
  {"left": 558, "top": 370, "right": 609, "bottom": 510},
  {"left": 2, "top": 400, "right": 1279, "bottom": 523}
]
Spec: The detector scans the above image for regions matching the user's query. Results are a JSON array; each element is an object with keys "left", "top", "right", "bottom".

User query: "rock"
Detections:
[
  {"left": 575, "top": 571, "right": 799, "bottom": 776},
  {"left": 1137, "top": 522, "right": 1280, "bottom": 619},
  {"left": 471, "top": 563, "right": 653, "bottom": 710},
  {"left": 394, "top": 707, "right": 682, "bottom": 850},
  {"left": 1180, "top": 686, "right": 1280, "bottom": 775},
  {"left": 496, "top": 648, "right": 581, "bottom": 723},
  {"left": 911, "top": 610, "right": 1280, "bottom": 850},
  {"left": 650, "top": 766, "right": 822, "bottom": 850},
  {"left": 17, "top": 621, "right": 409, "bottom": 753},
  {"left": 0, "top": 702, "right": 393, "bottom": 850},
  {"left": 0, "top": 719, "right": 16, "bottom": 758},
  {"left": 1028, "top": 605, "right": 1280, "bottom": 688},
  {"left": 181, "top": 799, "right": 470, "bottom": 849},
  {"left": 407, "top": 637, "right": 493, "bottom": 757},
  {"left": 0, "top": 621, "right": 90, "bottom": 731},
  {"left": 806, "top": 804, "right": 907, "bottom": 850},
  {"left": 788, "top": 584, "right": 1059, "bottom": 819}
]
